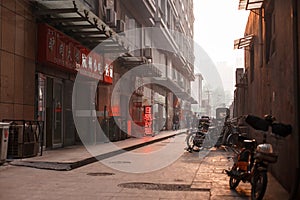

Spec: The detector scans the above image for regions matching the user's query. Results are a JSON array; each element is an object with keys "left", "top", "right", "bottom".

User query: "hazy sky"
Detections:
[{"left": 193, "top": 0, "right": 249, "bottom": 94}]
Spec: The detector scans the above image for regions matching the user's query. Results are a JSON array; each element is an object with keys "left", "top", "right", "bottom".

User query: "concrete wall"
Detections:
[{"left": 0, "top": 0, "right": 36, "bottom": 121}]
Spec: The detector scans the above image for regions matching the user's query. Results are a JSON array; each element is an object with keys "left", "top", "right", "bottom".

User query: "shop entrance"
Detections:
[{"left": 37, "top": 72, "right": 76, "bottom": 149}]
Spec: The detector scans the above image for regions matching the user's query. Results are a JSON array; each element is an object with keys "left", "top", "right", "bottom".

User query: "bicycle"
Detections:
[
  {"left": 215, "top": 116, "right": 249, "bottom": 150},
  {"left": 186, "top": 116, "right": 212, "bottom": 152}
]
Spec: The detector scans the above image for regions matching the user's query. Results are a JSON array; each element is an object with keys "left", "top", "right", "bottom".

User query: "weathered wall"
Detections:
[{"left": 239, "top": 0, "right": 298, "bottom": 191}]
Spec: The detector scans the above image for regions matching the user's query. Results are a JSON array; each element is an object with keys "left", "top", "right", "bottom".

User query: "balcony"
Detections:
[
  {"left": 122, "top": 0, "right": 156, "bottom": 26},
  {"left": 152, "top": 17, "right": 178, "bottom": 54},
  {"left": 117, "top": 57, "right": 162, "bottom": 77},
  {"left": 149, "top": 77, "right": 184, "bottom": 96}
]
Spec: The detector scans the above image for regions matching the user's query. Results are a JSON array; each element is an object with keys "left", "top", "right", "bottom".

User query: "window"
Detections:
[
  {"left": 172, "top": 68, "right": 176, "bottom": 80},
  {"left": 114, "top": 0, "right": 117, "bottom": 11}
]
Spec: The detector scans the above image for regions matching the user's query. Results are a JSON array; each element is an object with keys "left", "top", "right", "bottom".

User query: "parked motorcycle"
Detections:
[
  {"left": 186, "top": 116, "right": 210, "bottom": 152},
  {"left": 215, "top": 116, "right": 250, "bottom": 149},
  {"left": 225, "top": 114, "right": 292, "bottom": 200}
]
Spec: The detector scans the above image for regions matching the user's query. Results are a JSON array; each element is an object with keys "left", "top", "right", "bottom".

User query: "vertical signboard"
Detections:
[
  {"left": 103, "top": 58, "right": 113, "bottom": 84},
  {"left": 65, "top": 39, "right": 74, "bottom": 69},
  {"left": 56, "top": 32, "right": 65, "bottom": 67},
  {"left": 144, "top": 105, "right": 152, "bottom": 135}
]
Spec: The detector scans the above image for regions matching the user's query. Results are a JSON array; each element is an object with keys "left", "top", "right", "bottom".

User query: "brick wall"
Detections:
[{"left": 239, "top": 0, "right": 298, "bottom": 191}]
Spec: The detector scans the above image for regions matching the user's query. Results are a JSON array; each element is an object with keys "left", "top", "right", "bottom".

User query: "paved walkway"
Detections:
[
  {"left": 8, "top": 129, "right": 187, "bottom": 170},
  {"left": 1, "top": 129, "right": 290, "bottom": 199},
  {"left": 191, "top": 148, "right": 289, "bottom": 200}
]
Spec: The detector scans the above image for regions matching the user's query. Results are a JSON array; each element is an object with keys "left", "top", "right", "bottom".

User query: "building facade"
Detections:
[
  {"left": 0, "top": 1, "right": 36, "bottom": 122},
  {"left": 233, "top": 0, "right": 300, "bottom": 196},
  {"left": 0, "top": 0, "right": 195, "bottom": 149},
  {"left": 191, "top": 73, "right": 202, "bottom": 110}
]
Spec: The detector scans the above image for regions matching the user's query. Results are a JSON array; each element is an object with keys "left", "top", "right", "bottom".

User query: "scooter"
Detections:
[
  {"left": 225, "top": 114, "right": 292, "bottom": 200},
  {"left": 186, "top": 116, "right": 210, "bottom": 152}
]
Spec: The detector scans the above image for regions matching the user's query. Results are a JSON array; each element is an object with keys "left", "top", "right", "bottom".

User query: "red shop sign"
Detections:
[
  {"left": 65, "top": 39, "right": 75, "bottom": 69},
  {"left": 38, "top": 23, "right": 57, "bottom": 65},
  {"left": 75, "top": 48, "right": 104, "bottom": 80},
  {"left": 56, "top": 32, "right": 66, "bottom": 67},
  {"left": 37, "top": 23, "right": 109, "bottom": 82},
  {"left": 38, "top": 23, "right": 73, "bottom": 69},
  {"left": 103, "top": 58, "right": 113, "bottom": 84},
  {"left": 143, "top": 105, "right": 153, "bottom": 135}
]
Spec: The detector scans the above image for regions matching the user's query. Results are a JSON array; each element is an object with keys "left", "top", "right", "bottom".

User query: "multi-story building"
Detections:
[
  {"left": 0, "top": 0, "right": 196, "bottom": 150},
  {"left": 191, "top": 73, "right": 203, "bottom": 114},
  {"left": 233, "top": 0, "right": 300, "bottom": 197},
  {"left": 115, "top": 0, "right": 196, "bottom": 134}
]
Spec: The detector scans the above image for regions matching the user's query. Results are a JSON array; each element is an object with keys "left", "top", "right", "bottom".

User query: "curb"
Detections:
[{"left": 10, "top": 131, "right": 187, "bottom": 171}]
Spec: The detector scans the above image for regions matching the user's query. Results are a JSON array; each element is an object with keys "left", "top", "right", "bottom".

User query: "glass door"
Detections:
[
  {"left": 37, "top": 73, "right": 46, "bottom": 147},
  {"left": 53, "top": 79, "right": 63, "bottom": 147}
]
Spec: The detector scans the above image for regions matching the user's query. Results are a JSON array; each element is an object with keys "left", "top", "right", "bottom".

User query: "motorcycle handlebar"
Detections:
[{"left": 244, "top": 114, "right": 292, "bottom": 138}]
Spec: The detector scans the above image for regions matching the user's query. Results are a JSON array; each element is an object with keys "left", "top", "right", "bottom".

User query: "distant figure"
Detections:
[
  {"left": 173, "top": 114, "right": 179, "bottom": 130},
  {"left": 192, "top": 113, "right": 199, "bottom": 129}
]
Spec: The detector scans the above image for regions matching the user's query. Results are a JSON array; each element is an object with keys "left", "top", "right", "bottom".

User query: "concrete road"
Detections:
[
  {"left": 0, "top": 136, "right": 211, "bottom": 200},
  {"left": 0, "top": 134, "right": 287, "bottom": 200}
]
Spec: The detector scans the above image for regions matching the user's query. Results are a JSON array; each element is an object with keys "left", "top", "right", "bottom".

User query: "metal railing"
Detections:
[{"left": 2, "top": 119, "right": 44, "bottom": 158}]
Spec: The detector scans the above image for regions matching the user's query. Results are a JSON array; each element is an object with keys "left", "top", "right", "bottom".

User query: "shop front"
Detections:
[
  {"left": 37, "top": 73, "right": 75, "bottom": 148},
  {"left": 128, "top": 83, "right": 168, "bottom": 136},
  {"left": 36, "top": 23, "right": 113, "bottom": 148}
]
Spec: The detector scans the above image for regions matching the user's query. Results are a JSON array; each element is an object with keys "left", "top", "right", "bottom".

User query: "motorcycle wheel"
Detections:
[
  {"left": 186, "top": 132, "right": 196, "bottom": 151},
  {"left": 229, "top": 165, "right": 241, "bottom": 189},
  {"left": 251, "top": 171, "right": 268, "bottom": 200},
  {"left": 227, "top": 134, "right": 238, "bottom": 148}
]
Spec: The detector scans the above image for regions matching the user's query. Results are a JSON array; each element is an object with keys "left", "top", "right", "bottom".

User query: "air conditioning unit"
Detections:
[
  {"left": 116, "top": 20, "right": 125, "bottom": 33},
  {"left": 7, "top": 125, "right": 39, "bottom": 158},
  {"left": 144, "top": 48, "right": 152, "bottom": 59},
  {"left": 106, "top": 8, "right": 116, "bottom": 27}
]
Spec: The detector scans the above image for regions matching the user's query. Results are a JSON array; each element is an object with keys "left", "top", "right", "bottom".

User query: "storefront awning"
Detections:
[
  {"left": 186, "top": 96, "right": 198, "bottom": 104},
  {"left": 31, "top": 0, "right": 127, "bottom": 52},
  {"left": 117, "top": 56, "right": 148, "bottom": 67},
  {"left": 143, "top": 77, "right": 196, "bottom": 103},
  {"left": 115, "top": 56, "right": 162, "bottom": 77},
  {"left": 175, "top": 91, "right": 197, "bottom": 104},
  {"left": 150, "top": 77, "right": 184, "bottom": 96}
]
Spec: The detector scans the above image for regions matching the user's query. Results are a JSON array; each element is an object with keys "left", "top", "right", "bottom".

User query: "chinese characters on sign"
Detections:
[
  {"left": 144, "top": 105, "right": 152, "bottom": 135},
  {"left": 37, "top": 23, "right": 112, "bottom": 83},
  {"left": 103, "top": 58, "right": 113, "bottom": 84},
  {"left": 77, "top": 48, "right": 104, "bottom": 81}
]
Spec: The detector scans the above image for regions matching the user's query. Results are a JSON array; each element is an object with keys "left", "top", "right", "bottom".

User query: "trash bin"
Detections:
[{"left": 0, "top": 122, "right": 10, "bottom": 164}]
